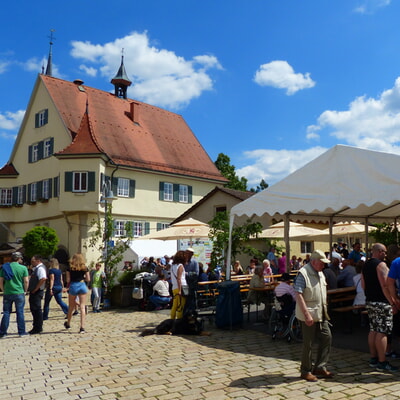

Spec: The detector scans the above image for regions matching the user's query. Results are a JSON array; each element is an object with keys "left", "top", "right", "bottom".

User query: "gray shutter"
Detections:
[
  {"left": 48, "top": 179, "right": 53, "bottom": 199},
  {"left": 88, "top": 172, "right": 95, "bottom": 192},
  {"left": 173, "top": 184, "right": 179, "bottom": 202},
  {"left": 28, "top": 145, "right": 33, "bottom": 163},
  {"left": 145, "top": 222, "right": 150, "bottom": 235},
  {"left": 157, "top": 222, "right": 162, "bottom": 231},
  {"left": 159, "top": 182, "right": 164, "bottom": 200},
  {"left": 35, "top": 113, "right": 39, "bottom": 128},
  {"left": 38, "top": 141, "right": 44, "bottom": 160},
  {"left": 65, "top": 172, "right": 73, "bottom": 192},
  {"left": 129, "top": 179, "right": 135, "bottom": 198},
  {"left": 188, "top": 185, "right": 193, "bottom": 203},
  {"left": 53, "top": 177, "right": 59, "bottom": 197}
]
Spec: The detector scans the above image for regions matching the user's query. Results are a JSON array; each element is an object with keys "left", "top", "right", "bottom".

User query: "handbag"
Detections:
[
  {"left": 132, "top": 282, "right": 143, "bottom": 299},
  {"left": 181, "top": 285, "right": 189, "bottom": 297}
]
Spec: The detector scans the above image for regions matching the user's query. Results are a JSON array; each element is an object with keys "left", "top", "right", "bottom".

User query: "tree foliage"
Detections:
[
  {"left": 250, "top": 178, "right": 269, "bottom": 193},
  {"left": 22, "top": 226, "right": 59, "bottom": 259},
  {"left": 208, "top": 211, "right": 264, "bottom": 269},
  {"left": 369, "top": 223, "right": 399, "bottom": 247},
  {"left": 85, "top": 203, "right": 133, "bottom": 293},
  {"left": 214, "top": 153, "right": 248, "bottom": 191}
]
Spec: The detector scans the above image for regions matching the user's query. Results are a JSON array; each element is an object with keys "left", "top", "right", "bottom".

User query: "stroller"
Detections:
[
  {"left": 133, "top": 272, "right": 159, "bottom": 311},
  {"left": 268, "top": 294, "right": 302, "bottom": 342}
]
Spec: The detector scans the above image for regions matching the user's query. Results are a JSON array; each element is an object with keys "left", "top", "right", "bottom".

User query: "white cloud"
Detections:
[
  {"left": 0, "top": 61, "right": 9, "bottom": 74},
  {"left": 79, "top": 64, "right": 97, "bottom": 77},
  {"left": 309, "top": 76, "right": 400, "bottom": 154},
  {"left": 237, "top": 147, "right": 327, "bottom": 187},
  {"left": 70, "top": 31, "right": 222, "bottom": 109},
  {"left": 0, "top": 110, "right": 25, "bottom": 131},
  {"left": 21, "top": 57, "right": 62, "bottom": 77},
  {"left": 354, "top": 0, "right": 391, "bottom": 14},
  {"left": 254, "top": 60, "right": 316, "bottom": 95}
]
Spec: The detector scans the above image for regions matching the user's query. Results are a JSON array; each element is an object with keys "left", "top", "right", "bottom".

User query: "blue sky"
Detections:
[{"left": 1, "top": 0, "right": 399, "bottom": 187}]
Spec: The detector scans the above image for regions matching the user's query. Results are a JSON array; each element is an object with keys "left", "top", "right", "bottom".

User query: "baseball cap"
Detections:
[
  {"left": 310, "top": 250, "right": 330, "bottom": 264},
  {"left": 11, "top": 251, "right": 23, "bottom": 260},
  {"left": 186, "top": 247, "right": 194, "bottom": 253}
]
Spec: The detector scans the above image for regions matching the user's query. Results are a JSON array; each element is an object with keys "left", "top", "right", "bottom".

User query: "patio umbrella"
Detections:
[
  {"left": 326, "top": 221, "right": 376, "bottom": 235},
  {"left": 141, "top": 217, "right": 210, "bottom": 240},
  {"left": 259, "top": 221, "right": 324, "bottom": 239}
]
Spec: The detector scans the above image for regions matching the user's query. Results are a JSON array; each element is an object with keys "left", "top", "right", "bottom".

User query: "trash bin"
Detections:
[{"left": 215, "top": 280, "right": 243, "bottom": 329}]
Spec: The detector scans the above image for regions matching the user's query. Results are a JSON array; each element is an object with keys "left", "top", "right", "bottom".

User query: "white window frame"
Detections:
[
  {"left": 115, "top": 220, "right": 126, "bottom": 237},
  {"left": 30, "top": 182, "right": 37, "bottom": 203},
  {"left": 73, "top": 172, "right": 88, "bottom": 192},
  {"left": 17, "top": 186, "right": 24, "bottom": 205},
  {"left": 38, "top": 110, "right": 47, "bottom": 127},
  {"left": 159, "top": 222, "right": 169, "bottom": 231},
  {"left": 133, "top": 221, "right": 144, "bottom": 237},
  {"left": 301, "top": 241, "right": 313, "bottom": 254},
  {"left": 117, "top": 178, "right": 129, "bottom": 197},
  {"left": 42, "top": 179, "right": 49, "bottom": 200},
  {"left": 0, "top": 188, "right": 12, "bottom": 205},
  {"left": 32, "top": 143, "right": 39, "bottom": 162},
  {"left": 163, "top": 182, "right": 173, "bottom": 202},
  {"left": 179, "top": 184, "right": 189, "bottom": 203},
  {"left": 43, "top": 138, "right": 52, "bottom": 158}
]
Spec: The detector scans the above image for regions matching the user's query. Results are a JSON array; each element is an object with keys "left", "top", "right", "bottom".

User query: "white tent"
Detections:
[{"left": 228, "top": 145, "right": 400, "bottom": 277}]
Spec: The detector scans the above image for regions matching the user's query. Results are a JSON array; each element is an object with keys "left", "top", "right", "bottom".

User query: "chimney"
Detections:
[{"left": 130, "top": 102, "right": 140, "bottom": 125}]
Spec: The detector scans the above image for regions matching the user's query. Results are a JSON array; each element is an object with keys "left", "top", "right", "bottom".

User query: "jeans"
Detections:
[
  {"left": 29, "top": 290, "right": 44, "bottom": 332},
  {"left": 0, "top": 293, "right": 26, "bottom": 335},
  {"left": 149, "top": 294, "right": 171, "bottom": 308},
  {"left": 92, "top": 287, "right": 102, "bottom": 310},
  {"left": 43, "top": 286, "right": 68, "bottom": 319}
]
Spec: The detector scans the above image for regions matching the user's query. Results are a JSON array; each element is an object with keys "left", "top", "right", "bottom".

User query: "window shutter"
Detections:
[
  {"left": 27, "top": 184, "right": 32, "bottom": 202},
  {"left": 129, "top": 179, "right": 135, "bottom": 198},
  {"left": 188, "top": 185, "right": 193, "bottom": 203},
  {"left": 12, "top": 187, "right": 18, "bottom": 205},
  {"left": 65, "top": 172, "right": 73, "bottom": 192},
  {"left": 159, "top": 182, "right": 164, "bottom": 200},
  {"left": 145, "top": 222, "right": 150, "bottom": 235},
  {"left": 88, "top": 172, "right": 95, "bottom": 192},
  {"left": 48, "top": 179, "right": 53, "bottom": 199},
  {"left": 35, "top": 113, "right": 39, "bottom": 128},
  {"left": 22, "top": 185, "right": 26, "bottom": 204},
  {"left": 49, "top": 137, "right": 54, "bottom": 156},
  {"left": 37, "top": 181, "right": 43, "bottom": 200},
  {"left": 173, "top": 184, "right": 179, "bottom": 202},
  {"left": 28, "top": 145, "right": 33, "bottom": 163},
  {"left": 157, "top": 222, "right": 162, "bottom": 231},
  {"left": 38, "top": 141, "right": 44, "bottom": 161},
  {"left": 53, "top": 176, "right": 59, "bottom": 197},
  {"left": 112, "top": 177, "right": 118, "bottom": 195},
  {"left": 44, "top": 109, "right": 49, "bottom": 125}
]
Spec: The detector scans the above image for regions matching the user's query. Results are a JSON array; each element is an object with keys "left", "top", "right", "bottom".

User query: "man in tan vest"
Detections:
[{"left": 294, "top": 250, "right": 332, "bottom": 382}]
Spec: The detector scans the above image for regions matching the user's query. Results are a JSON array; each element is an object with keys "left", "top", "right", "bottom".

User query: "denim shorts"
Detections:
[{"left": 69, "top": 281, "right": 88, "bottom": 296}]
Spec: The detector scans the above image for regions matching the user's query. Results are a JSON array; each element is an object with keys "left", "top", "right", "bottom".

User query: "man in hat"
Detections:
[
  {"left": 0, "top": 252, "right": 29, "bottom": 338},
  {"left": 294, "top": 250, "right": 333, "bottom": 382}
]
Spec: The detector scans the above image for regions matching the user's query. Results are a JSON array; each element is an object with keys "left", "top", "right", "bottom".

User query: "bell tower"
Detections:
[{"left": 111, "top": 50, "right": 132, "bottom": 99}]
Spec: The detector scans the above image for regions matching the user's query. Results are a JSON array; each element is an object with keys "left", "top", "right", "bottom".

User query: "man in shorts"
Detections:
[{"left": 361, "top": 243, "right": 398, "bottom": 372}]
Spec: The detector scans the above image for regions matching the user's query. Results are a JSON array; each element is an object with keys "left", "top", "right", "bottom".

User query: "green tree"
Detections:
[
  {"left": 250, "top": 178, "right": 269, "bottom": 193},
  {"left": 208, "top": 211, "right": 264, "bottom": 271},
  {"left": 215, "top": 153, "right": 248, "bottom": 191},
  {"left": 85, "top": 203, "right": 133, "bottom": 294},
  {"left": 369, "top": 223, "right": 399, "bottom": 247},
  {"left": 22, "top": 226, "right": 59, "bottom": 259}
]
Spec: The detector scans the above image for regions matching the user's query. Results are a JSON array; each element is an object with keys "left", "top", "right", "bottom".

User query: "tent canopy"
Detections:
[{"left": 231, "top": 145, "right": 400, "bottom": 225}]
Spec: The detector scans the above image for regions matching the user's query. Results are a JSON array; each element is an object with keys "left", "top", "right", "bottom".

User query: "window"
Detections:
[
  {"left": 159, "top": 182, "right": 192, "bottom": 203},
  {"left": 32, "top": 143, "right": 39, "bottom": 163},
  {"left": 215, "top": 206, "right": 227, "bottom": 214},
  {"left": 117, "top": 178, "right": 129, "bottom": 197},
  {"left": 65, "top": 171, "right": 95, "bottom": 193},
  {"left": 163, "top": 182, "right": 173, "bottom": 201},
  {"left": 179, "top": 184, "right": 188, "bottom": 203},
  {"left": 115, "top": 220, "right": 127, "bottom": 237},
  {"left": 157, "top": 222, "right": 170, "bottom": 231},
  {"left": 30, "top": 182, "right": 37, "bottom": 203},
  {"left": 43, "top": 138, "right": 53, "bottom": 158},
  {"left": 134, "top": 221, "right": 144, "bottom": 237},
  {"left": 42, "top": 179, "right": 50, "bottom": 200},
  {"left": 0, "top": 188, "right": 12, "bottom": 206},
  {"left": 73, "top": 172, "right": 88, "bottom": 192},
  {"left": 16, "top": 186, "right": 24, "bottom": 205},
  {"left": 301, "top": 241, "right": 313, "bottom": 254},
  {"left": 35, "top": 109, "right": 48, "bottom": 128}
]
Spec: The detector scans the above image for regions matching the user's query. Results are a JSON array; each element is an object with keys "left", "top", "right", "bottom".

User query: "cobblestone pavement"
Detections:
[{"left": 1, "top": 297, "right": 400, "bottom": 400}]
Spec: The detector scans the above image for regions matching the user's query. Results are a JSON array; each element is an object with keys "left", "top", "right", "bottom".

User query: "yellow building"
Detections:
[{"left": 0, "top": 56, "right": 226, "bottom": 264}]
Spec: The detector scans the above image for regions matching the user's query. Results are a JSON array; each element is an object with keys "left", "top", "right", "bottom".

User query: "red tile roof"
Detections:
[
  {"left": 0, "top": 162, "right": 18, "bottom": 176},
  {"left": 41, "top": 75, "right": 226, "bottom": 182}
]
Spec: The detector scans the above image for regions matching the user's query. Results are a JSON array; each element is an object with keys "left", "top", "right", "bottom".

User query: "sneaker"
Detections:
[
  {"left": 79, "top": 327, "right": 85, "bottom": 333},
  {"left": 64, "top": 322, "right": 70, "bottom": 329},
  {"left": 376, "top": 361, "right": 399, "bottom": 372},
  {"left": 386, "top": 351, "right": 400, "bottom": 359},
  {"left": 369, "top": 357, "right": 379, "bottom": 368},
  {"left": 73, "top": 311, "right": 79, "bottom": 316}
]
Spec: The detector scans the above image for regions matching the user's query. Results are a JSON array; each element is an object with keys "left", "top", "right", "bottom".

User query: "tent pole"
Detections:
[
  {"left": 284, "top": 213, "right": 290, "bottom": 272},
  {"left": 365, "top": 217, "right": 369, "bottom": 257},
  {"left": 329, "top": 216, "right": 333, "bottom": 259},
  {"left": 226, "top": 213, "right": 234, "bottom": 281}
]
